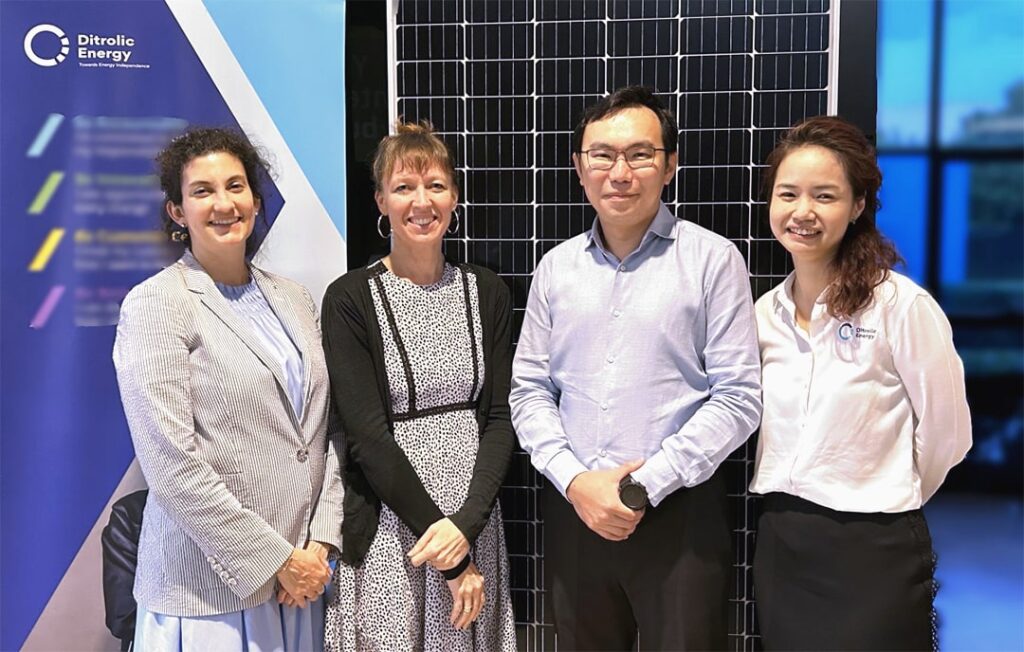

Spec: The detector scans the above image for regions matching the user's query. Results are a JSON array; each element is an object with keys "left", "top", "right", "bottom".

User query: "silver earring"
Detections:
[
  {"left": 377, "top": 214, "right": 391, "bottom": 239},
  {"left": 447, "top": 208, "right": 461, "bottom": 235}
]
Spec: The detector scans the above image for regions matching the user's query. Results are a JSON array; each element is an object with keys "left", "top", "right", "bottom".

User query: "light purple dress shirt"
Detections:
[
  {"left": 216, "top": 279, "right": 305, "bottom": 419},
  {"left": 510, "top": 203, "right": 762, "bottom": 506}
]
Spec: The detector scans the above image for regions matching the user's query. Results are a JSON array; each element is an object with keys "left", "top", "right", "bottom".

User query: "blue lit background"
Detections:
[
  {"left": 877, "top": 0, "right": 1023, "bottom": 480},
  {"left": 877, "top": 2, "right": 1023, "bottom": 649}
]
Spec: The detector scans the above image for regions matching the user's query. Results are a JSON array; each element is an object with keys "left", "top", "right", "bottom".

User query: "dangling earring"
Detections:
[
  {"left": 377, "top": 214, "right": 391, "bottom": 239},
  {"left": 447, "top": 208, "right": 461, "bottom": 235},
  {"left": 170, "top": 222, "right": 189, "bottom": 242}
]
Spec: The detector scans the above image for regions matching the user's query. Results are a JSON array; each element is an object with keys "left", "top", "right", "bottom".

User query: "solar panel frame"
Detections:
[{"left": 390, "top": 1, "right": 834, "bottom": 648}]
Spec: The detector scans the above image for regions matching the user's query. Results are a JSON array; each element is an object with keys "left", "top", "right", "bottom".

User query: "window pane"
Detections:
[
  {"left": 877, "top": 154, "right": 929, "bottom": 283},
  {"left": 941, "top": 0, "right": 1024, "bottom": 147},
  {"left": 877, "top": 0, "right": 933, "bottom": 147},
  {"left": 939, "top": 160, "right": 1023, "bottom": 373}
]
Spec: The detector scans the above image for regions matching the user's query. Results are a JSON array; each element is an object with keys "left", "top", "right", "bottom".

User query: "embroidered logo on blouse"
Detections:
[{"left": 838, "top": 322, "right": 877, "bottom": 341}]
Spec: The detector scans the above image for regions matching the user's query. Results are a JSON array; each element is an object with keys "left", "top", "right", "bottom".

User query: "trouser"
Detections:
[
  {"left": 754, "top": 492, "right": 937, "bottom": 651},
  {"left": 543, "top": 468, "right": 732, "bottom": 651}
]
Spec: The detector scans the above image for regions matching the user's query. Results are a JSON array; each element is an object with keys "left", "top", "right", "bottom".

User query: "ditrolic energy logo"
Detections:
[
  {"left": 23, "top": 24, "right": 147, "bottom": 69},
  {"left": 23, "top": 24, "right": 70, "bottom": 67}
]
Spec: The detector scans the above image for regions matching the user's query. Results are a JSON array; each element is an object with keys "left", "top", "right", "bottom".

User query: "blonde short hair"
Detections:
[{"left": 372, "top": 120, "right": 458, "bottom": 196}]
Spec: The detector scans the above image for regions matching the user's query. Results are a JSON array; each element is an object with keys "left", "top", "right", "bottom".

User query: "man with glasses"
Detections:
[{"left": 510, "top": 86, "right": 762, "bottom": 650}]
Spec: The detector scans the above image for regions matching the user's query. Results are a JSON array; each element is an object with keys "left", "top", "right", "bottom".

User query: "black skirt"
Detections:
[{"left": 753, "top": 492, "right": 937, "bottom": 651}]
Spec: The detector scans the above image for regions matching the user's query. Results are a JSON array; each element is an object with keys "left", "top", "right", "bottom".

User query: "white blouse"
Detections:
[{"left": 750, "top": 270, "right": 972, "bottom": 513}]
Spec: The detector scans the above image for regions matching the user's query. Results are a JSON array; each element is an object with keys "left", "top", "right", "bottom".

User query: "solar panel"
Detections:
[{"left": 394, "top": 1, "right": 833, "bottom": 648}]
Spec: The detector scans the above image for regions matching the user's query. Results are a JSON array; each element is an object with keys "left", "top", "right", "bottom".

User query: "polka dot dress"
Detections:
[{"left": 324, "top": 262, "right": 516, "bottom": 652}]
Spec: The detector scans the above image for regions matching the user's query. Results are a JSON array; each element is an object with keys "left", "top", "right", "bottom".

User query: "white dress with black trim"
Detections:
[{"left": 324, "top": 262, "right": 516, "bottom": 652}]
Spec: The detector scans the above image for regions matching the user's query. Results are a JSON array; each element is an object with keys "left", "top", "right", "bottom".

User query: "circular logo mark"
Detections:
[
  {"left": 24, "top": 24, "right": 70, "bottom": 67},
  {"left": 838, "top": 322, "right": 854, "bottom": 341}
]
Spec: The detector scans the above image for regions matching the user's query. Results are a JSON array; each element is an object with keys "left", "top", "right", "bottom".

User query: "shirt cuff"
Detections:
[
  {"left": 631, "top": 454, "right": 682, "bottom": 507},
  {"left": 544, "top": 449, "right": 589, "bottom": 498},
  {"left": 441, "top": 554, "right": 471, "bottom": 580}
]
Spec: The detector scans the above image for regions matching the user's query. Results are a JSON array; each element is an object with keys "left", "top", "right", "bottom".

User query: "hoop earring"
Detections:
[
  {"left": 377, "top": 214, "right": 391, "bottom": 239},
  {"left": 447, "top": 208, "right": 461, "bottom": 235}
]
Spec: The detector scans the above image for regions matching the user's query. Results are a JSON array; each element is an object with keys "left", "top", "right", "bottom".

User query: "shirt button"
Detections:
[
  {"left": 296, "top": 449, "right": 308, "bottom": 463},
  {"left": 618, "top": 264, "right": 627, "bottom": 272},
  {"left": 600, "top": 402, "right": 608, "bottom": 411},
  {"left": 599, "top": 449, "right": 608, "bottom": 457},
  {"left": 606, "top": 355, "right": 615, "bottom": 363},
  {"left": 612, "top": 309, "right": 621, "bottom": 317}
]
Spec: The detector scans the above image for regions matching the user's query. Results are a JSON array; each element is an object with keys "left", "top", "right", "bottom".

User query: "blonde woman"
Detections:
[{"left": 321, "top": 122, "right": 516, "bottom": 651}]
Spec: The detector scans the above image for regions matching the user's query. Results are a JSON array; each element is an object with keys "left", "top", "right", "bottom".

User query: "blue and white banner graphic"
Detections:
[{"left": 0, "top": 2, "right": 346, "bottom": 649}]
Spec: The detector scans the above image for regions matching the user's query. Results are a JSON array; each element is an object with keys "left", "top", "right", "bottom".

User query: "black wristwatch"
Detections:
[{"left": 618, "top": 474, "right": 649, "bottom": 510}]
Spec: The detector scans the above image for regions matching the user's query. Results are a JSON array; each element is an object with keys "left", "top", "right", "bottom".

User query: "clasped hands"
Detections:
[
  {"left": 408, "top": 517, "right": 484, "bottom": 630},
  {"left": 566, "top": 459, "right": 646, "bottom": 541},
  {"left": 276, "top": 540, "right": 332, "bottom": 608}
]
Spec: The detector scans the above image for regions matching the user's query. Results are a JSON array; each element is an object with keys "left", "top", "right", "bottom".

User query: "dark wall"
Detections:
[{"left": 345, "top": 0, "right": 390, "bottom": 267}]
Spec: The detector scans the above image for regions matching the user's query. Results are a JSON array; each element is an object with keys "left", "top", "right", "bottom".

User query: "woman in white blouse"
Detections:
[{"left": 750, "top": 116, "right": 972, "bottom": 650}]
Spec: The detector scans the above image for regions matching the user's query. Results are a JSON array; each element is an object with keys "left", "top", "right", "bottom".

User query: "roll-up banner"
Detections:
[{"left": 0, "top": 2, "right": 346, "bottom": 649}]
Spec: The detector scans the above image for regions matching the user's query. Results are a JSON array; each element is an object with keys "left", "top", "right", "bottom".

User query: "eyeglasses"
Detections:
[{"left": 581, "top": 146, "right": 667, "bottom": 170}]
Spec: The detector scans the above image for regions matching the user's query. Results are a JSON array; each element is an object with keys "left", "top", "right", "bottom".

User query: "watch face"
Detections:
[{"left": 621, "top": 483, "right": 647, "bottom": 510}]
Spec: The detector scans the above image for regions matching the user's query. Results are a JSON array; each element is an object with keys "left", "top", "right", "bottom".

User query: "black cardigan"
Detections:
[{"left": 321, "top": 260, "right": 515, "bottom": 568}]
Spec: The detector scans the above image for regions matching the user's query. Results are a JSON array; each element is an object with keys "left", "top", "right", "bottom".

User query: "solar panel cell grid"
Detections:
[{"left": 394, "top": 1, "right": 833, "bottom": 648}]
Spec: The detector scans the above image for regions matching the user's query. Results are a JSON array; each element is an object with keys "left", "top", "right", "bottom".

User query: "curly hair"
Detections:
[
  {"left": 572, "top": 85, "right": 678, "bottom": 155},
  {"left": 372, "top": 120, "right": 459, "bottom": 197},
  {"left": 155, "top": 127, "right": 271, "bottom": 251},
  {"left": 763, "top": 115, "right": 903, "bottom": 318}
]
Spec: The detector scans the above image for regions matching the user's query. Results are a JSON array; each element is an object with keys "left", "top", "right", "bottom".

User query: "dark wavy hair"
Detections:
[
  {"left": 763, "top": 115, "right": 903, "bottom": 318},
  {"left": 572, "top": 85, "right": 678, "bottom": 154},
  {"left": 156, "top": 127, "right": 271, "bottom": 254}
]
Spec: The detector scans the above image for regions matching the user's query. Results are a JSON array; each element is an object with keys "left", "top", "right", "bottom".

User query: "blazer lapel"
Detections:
[
  {"left": 252, "top": 267, "right": 313, "bottom": 435},
  {"left": 178, "top": 252, "right": 294, "bottom": 421}
]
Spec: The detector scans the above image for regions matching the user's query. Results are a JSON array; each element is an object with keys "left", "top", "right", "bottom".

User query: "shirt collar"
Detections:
[
  {"left": 773, "top": 271, "right": 832, "bottom": 321},
  {"left": 585, "top": 202, "right": 677, "bottom": 254}
]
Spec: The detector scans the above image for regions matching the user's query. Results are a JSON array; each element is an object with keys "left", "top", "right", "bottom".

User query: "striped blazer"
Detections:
[{"left": 113, "top": 251, "right": 342, "bottom": 617}]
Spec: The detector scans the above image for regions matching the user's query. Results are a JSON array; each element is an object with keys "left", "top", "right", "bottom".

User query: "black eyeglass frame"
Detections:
[{"left": 579, "top": 146, "right": 669, "bottom": 170}]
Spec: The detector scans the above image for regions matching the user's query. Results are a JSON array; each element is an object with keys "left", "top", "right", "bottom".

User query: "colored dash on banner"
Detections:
[
  {"left": 27, "top": 171, "right": 65, "bottom": 214},
  {"left": 26, "top": 114, "right": 64, "bottom": 158},
  {"left": 29, "top": 286, "right": 66, "bottom": 329},
  {"left": 28, "top": 228, "right": 66, "bottom": 272}
]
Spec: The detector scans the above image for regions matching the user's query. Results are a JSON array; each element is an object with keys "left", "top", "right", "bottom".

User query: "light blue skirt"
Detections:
[{"left": 134, "top": 597, "right": 324, "bottom": 651}]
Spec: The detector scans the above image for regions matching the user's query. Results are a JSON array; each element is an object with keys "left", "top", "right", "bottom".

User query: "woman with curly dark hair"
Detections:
[
  {"left": 114, "top": 127, "right": 341, "bottom": 651},
  {"left": 750, "top": 116, "right": 972, "bottom": 650}
]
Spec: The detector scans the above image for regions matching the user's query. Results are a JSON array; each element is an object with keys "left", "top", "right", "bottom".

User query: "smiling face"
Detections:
[
  {"left": 167, "top": 151, "right": 259, "bottom": 260},
  {"left": 376, "top": 160, "right": 457, "bottom": 252},
  {"left": 573, "top": 106, "right": 677, "bottom": 235},
  {"left": 769, "top": 145, "right": 866, "bottom": 267}
]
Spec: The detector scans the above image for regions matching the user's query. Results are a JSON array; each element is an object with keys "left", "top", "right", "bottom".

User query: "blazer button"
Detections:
[{"left": 296, "top": 449, "right": 308, "bottom": 463}]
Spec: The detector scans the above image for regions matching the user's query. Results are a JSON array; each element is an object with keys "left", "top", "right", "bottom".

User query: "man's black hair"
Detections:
[{"left": 571, "top": 86, "right": 678, "bottom": 154}]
